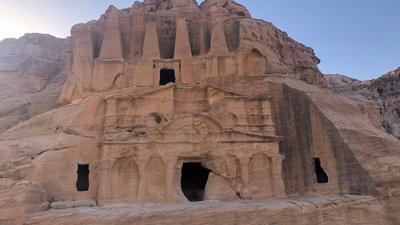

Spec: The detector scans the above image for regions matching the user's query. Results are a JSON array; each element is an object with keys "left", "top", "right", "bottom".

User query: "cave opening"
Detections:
[
  {"left": 159, "top": 69, "right": 175, "bottom": 85},
  {"left": 76, "top": 164, "right": 90, "bottom": 192},
  {"left": 314, "top": 158, "right": 328, "bottom": 184},
  {"left": 181, "top": 162, "right": 211, "bottom": 202}
]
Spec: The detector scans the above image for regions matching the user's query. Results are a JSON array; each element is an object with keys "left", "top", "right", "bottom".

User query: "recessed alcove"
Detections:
[
  {"left": 181, "top": 162, "right": 211, "bottom": 202},
  {"left": 314, "top": 158, "right": 328, "bottom": 184},
  {"left": 160, "top": 69, "right": 176, "bottom": 85},
  {"left": 76, "top": 164, "right": 90, "bottom": 192}
]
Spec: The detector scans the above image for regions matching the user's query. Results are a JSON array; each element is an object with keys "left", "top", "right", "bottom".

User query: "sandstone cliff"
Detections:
[
  {"left": 363, "top": 68, "right": 400, "bottom": 139},
  {"left": 326, "top": 68, "right": 400, "bottom": 139},
  {"left": 0, "top": 34, "right": 70, "bottom": 132},
  {"left": 0, "top": 0, "right": 399, "bottom": 225},
  {"left": 58, "top": 0, "right": 325, "bottom": 104},
  {"left": 326, "top": 70, "right": 400, "bottom": 224}
]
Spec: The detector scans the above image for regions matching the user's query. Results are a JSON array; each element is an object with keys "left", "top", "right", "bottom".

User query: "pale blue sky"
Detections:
[{"left": 0, "top": 0, "right": 399, "bottom": 80}]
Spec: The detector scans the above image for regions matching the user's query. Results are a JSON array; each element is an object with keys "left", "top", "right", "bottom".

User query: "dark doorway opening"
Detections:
[
  {"left": 76, "top": 164, "right": 90, "bottom": 191},
  {"left": 160, "top": 69, "right": 175, "bottom": 85},
  {"left": 313, "top": 158, "right": 328, "bottom": 184},
  {"left": 181, "top": 162, "right": 211, "bottom": 202}
]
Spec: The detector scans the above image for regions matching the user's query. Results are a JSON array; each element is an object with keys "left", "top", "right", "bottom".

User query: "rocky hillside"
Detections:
[
  {"left": 1, "top": 1, "right": 400, "bottom": 224},
  {"left": 325, "top": 74, "right": 362, "bottom": 92},
  {"left": 326, "top": 68, "right": 400, "bottom": 139},
  {"left": 0, "top": 34, "right": 70, "bottom": 132}
]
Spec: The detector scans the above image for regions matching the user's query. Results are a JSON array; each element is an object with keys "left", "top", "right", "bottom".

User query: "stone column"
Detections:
[
  {"left": 164, "top": 157, "right": 180, "bottom": 202},
  {"left": 210, "top": 22, "right": 229, "bottom": 55},
  {"left": 143, "top": 22, "right": 160, "bottom": 58},
  {"left": 99, "top": 8, "right": 124, "bottom": 61},
  {"left": 271, "top": 155, "right": 287, "bottom": 198},
  {"left": 153, "top": 67, "right": 158, "bottom": 87},
  {"left": 134, "top": 156, "right": 150, "bottom": 203},
  {"left": 174, "top": 18, "right": 192, "bottom": 58},
  {"left": 97, "top": 159, "right": 115, "bottom": 205},
  {"left": 239, "top": 156, "right": 251, "bottom": 199}
]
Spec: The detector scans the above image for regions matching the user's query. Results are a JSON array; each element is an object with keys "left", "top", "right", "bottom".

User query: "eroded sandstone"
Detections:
[
  {"left": 0, "top": 0, "right": 399, "bottom": 224},
  {"left": 0, "top": 34, "right": 70, "bottom": 132}
]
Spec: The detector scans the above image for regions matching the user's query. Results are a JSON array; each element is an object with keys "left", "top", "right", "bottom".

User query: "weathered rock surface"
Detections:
[
  {"left": 368, "top": 68, "right": 400, "bottom": 139},
  {"left": 325, "top": 74, "right": 362, "bottom": 92},
  {"left": 0, "top": 0, "right": 399, "bottom": 224},
  {"left": 25, "top": 195, "right": 385, "bottom": 225},
  {"left": 326, "top": 68, "right": 400, "bottom": 139},
  {"left": 269, "top": 77, "right": 400, "bottom": 198},
  {"left": 325, "top": 70, "right": 400, "bottom": 224},
  {"left": 58, "top": 0, "right": 325, "bottom": 104},
  {"left": 0, "top": 181, "right": 47, "bottom": 225},
  {"left": 0, "top": 34, "right": 70, "bottom": 132}
]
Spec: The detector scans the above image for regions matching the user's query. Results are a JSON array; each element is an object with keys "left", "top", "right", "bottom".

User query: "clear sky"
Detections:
[{"left": 0, "top": 0, "right": 399, "bottom": 80}]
